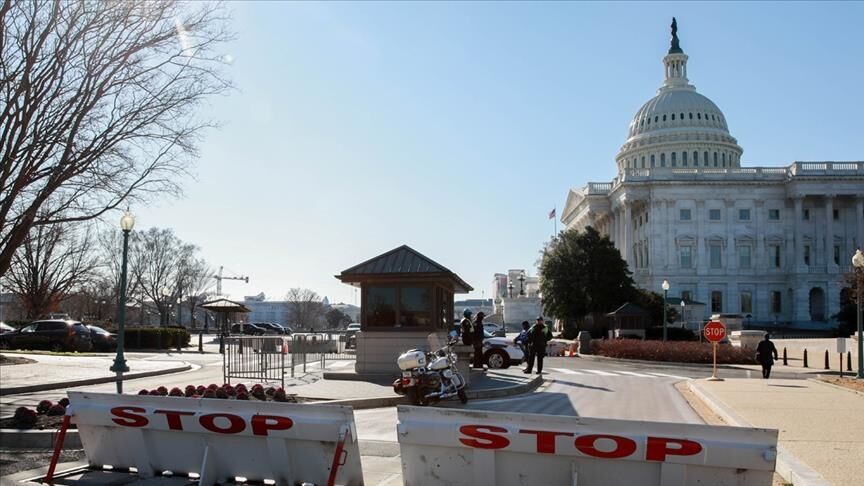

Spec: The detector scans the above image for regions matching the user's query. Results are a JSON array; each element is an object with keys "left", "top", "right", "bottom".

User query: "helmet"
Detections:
[{"left": 463, "top": 308, "right": 473, "bottom": 318}]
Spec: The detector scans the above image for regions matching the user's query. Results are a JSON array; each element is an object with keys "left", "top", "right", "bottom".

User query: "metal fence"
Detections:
[
  {"left": 290, "top": 332, "right": 356, "bottom": 377},
  {"left": 223, "top": 336, "right": 288, "bottom": 387}
]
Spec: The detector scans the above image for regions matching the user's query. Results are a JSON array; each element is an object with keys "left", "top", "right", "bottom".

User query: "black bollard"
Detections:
[
  {"left": 176, "top": 332, "right": 181, "bottom": 352},
  {"left": 198, "top": 331, "right": 203, "bottom": 353},
  {"left": 803, "top": 349, "right": 808, "bottom": 368},
  {"left": 848, "top": 351, "right": 853, "bottom": 372},
  {"left": 783, "top": 347, "right": 788, "bottom": 366},
  {"left": 219, "top": 333, "right": 225, "bottom": 354},
  {"left": 824, "top": 349, "right": 829, "bottom": 370}
]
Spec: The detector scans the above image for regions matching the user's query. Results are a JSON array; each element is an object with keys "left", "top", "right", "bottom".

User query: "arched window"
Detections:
[
  {"left": 689, "top": 112, "right": 693, "bottom": 119},
  {"left": 711, "top": 114, "right": 715, "bottom": 121},
  {"left": 662, "top": 114, "right": 667, "bottom": 121},
  {"left": 693, "top": 151, "right": 699, "bottom": 164},
  {"left": 682, "top": 151, "right": 688, "bottom": 166},
  {"left": 660, "top": 153, "right": 666, "bottom": 167},
  {"left": 650, "top": 154, "right": 655, "bottom": 167},
  {"left": 647, "top": 117, "right": 651, "bottom": 125},
  {"left": 697, "top": 113, "right": 701, "bottom": 120},
  {"left": 671, "top": 114, "right": 675, "bottom": 120},
  {"left": 641, "top": 156, "right": 646, "bottom": 168},
  {"left": 713, "top": 152, "right": 718, "bottom": 167},
  {"left": 704, "top": 151, "right": 709, "bottom": 167},
  {"left": 722, "top": 153, "right": 726, "bottom": 165},
  {"left": 671, "top": 152, "right": 677, "bottom": 167},
  {"left": 654, "top": 116, "right": 658, "bottom": 123},
  {"left": 680, "top": 113, "right": 684, "bottom": 120}
]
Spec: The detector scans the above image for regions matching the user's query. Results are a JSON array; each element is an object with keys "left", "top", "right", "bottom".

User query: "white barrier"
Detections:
[
  {"left": 396, "top": 405, "right": 778, "bottom": 486},
  {"left": 68, "top": 391, "right": 363, "bottom": 485}
]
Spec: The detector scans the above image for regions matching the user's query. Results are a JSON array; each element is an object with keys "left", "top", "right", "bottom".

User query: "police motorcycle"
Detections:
[{"left": 392, "top": 332, "right": 468, "bottom": 406}]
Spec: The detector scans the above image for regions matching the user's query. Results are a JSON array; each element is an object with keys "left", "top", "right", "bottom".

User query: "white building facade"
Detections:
[{"left": 562, "top": 21, "right": 864, "bottom": 329}]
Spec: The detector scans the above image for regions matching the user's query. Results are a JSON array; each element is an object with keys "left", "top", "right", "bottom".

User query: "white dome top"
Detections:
[{"left": 615, "top": 21, "right": 742, "bottom": 174}]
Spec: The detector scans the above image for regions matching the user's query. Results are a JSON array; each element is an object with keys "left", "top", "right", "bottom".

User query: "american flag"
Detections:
[{"left": 548, "top": 208, "right": 556, "bottom": 220}]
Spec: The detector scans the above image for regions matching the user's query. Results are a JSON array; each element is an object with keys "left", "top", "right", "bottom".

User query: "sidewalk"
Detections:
[
  {"left": 690, "top": 378, "right": 864, "bottom": 486},
  {"left": 0, "top": 352, "right": 191, "bottom": 396}
]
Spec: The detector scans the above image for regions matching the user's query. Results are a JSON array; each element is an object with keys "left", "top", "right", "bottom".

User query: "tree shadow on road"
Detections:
[{"left": 549, "top": 379, "right": 613, "bottom": 392}]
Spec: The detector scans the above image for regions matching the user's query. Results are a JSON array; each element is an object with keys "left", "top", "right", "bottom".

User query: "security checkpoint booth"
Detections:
[{"left": 335, "top": 245, "right": 473, "bottom": 374}]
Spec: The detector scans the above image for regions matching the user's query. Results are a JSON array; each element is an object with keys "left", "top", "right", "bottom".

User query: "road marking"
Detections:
[
  {"left": 582, "top": 369, "right": 618, "bottom": 376},
  {"left": 616, "top": 371, "right": 657, "bottom": 378},
  {"left": 550, "top": 368, "right": 584, "bottom": 375},
  {"left": 646, "top": 372, "right": 691, "bottom": 380}
]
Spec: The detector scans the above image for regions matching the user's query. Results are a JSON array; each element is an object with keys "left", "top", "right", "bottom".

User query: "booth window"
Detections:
[
  {"left": 400, "top": 286, "right": 432, "bottom": 327},
  {"left": 366, "top": 287, "right": 397, "bottom": 327}
]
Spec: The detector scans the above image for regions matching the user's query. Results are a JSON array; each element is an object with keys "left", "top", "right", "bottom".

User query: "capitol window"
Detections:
[
  {"left": 689, "top": 113, "right": 693, "bottom": 119},
  {"left": 679, "top": 246, "right": 693, "bottom": 268},
  {"left": 803, "top": 209, "right": 810, "bottom": 220},
  {"left": 679, "top": 208, "right": 692, "bottom": 221},
  {"left": 671, "top": 114, "right": 675, "bottom": 120},
  {"left": 661, "top": 153, "right": 665, "bottom": 167},
  {"left": 770, "top": 245, "right": 782, "bottom": 268},
  {"left": 693, "top": 151, "right": 698, "bottom": 164},
  {"left": 771, "top": 291, "right": 782, "bottom": 314},
  {"left": 650, "top": 154, "right": 655, "bottom": 167},
  {"left": 671, "top": 152, "right": 676, "bottom": 166},
  {"left": 713, "top": 152, "right": 718, "bottom": 167},
  {"left": 738, "top": 245, "right": 751, "bottom": 268},
  {"left": 740, "top": 292, "right": 753, "bottom": 314},
  {"left": 804, "top": 245, "right": 811, "bottom": 266},
  {"left": 768, "top": 209, "right": 780, "bottom": 220},
  {"left": 711, "top": 291, "right": 723, "bottom": 313},
  {"left": 738, "top": 209, "right": 751, "bottom": 221},
  {"left": 833, "top": 209, "right": 839, "bottom": 220},
  {"left": 697, "top": 113, "right": 701, "bottom": 119},
  {"left": 709, "top": 208, "right": 722, "bottom": 221},
  {"left": 709, "top": 244, "right": 722, "bottom": 268},
  {"left": 704, "top": 151, "right": 709, "bottom": 166},
  {"left": 834, "top": 245, "right": 841, "bottom": 265},
  {"left": 663, "top": 115, "right": 667, "bottom": 121},
  {"left": 680, "top": 113, "right": 684, "bottom": 120},
  {"left": 682, "top": 151, "right": 687, "bottom": 166}
]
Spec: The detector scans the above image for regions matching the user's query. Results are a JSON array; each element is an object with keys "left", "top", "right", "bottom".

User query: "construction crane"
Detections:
[{"left": 214, "top": 266, "right": 249, "bottom": 296}]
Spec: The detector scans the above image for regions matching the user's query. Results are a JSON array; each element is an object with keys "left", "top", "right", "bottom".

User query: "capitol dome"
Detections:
[{"left": 616, "top": 19, "right": 743, "bottom": 174}]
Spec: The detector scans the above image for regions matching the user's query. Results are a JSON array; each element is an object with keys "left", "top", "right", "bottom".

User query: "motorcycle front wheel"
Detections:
[{"left": 458, "top": 388, "right": 468, "bottom": 404}]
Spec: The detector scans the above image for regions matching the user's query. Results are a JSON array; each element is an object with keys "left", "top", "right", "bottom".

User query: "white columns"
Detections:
[
  {"left": 725, "top": 199, "right": 735, "bottom": 271},
  {"left": 695, "top": 201, "right": 705, "bottom": 273},
  {"left": 624, "top": 202, "right": 633, "bottom": 265},
  {"left": 857, "top": 198, "right": 864, "bottom": 251},
  {"left": 794, "top": 197, "right": 804, "bottom": 269},
  {"left": 755, "top": 200, "right": 765, "bottom": 270},
  {"left": 825, "top": 195, "right": 835, "bottom": 270}
]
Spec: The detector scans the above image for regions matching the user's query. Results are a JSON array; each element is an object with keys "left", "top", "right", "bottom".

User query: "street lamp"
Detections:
[
  {"left": 680, "top": 300, "right": 686, "bottom": 330},
  {"left": 508, "top": 281, "right": 514, "bottom": 299},
  {"left": 518, "top": 271, "right": 526, "bottom": 297},
  {"left": 661, "top": 280, "right": 670, "bottom": 342},
  {"left": 852, "top": 249, "right": 864, "bottom": 379},
  {"left": 110, "top": 211, "right": 134, "bottom": 393}
]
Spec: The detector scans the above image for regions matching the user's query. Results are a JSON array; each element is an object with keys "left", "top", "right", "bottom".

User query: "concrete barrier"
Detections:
[
  {"left": 396, "top": 405, "right": 778, "bottom": 486},
  {"left": 67, "top": 391, "right": 363, "bottom": 485}
]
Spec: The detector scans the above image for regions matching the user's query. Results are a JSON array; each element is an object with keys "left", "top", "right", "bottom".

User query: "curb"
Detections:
[
  {"left": 686, "top": 380, "right": 830, "bottom": 486},
  {"left": 0, "top": 426, "right": 82, "bottom": 449},
  {"left": 0, "top": 363, "right": 193, "bottom": 396},
  {"left": 577, "top": 353, "right": 824, "bottom": 375},
  {"left": 0, "top": 460, "right": 89, "bottom": 485},
  {"left": 314, "top": 374, "right": 543, "bottom": 410},
  {"left": 807, "top": 377, "right": 864, "bottom": 397}
]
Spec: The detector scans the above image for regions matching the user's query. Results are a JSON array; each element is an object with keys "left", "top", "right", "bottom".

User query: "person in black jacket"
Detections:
[
  {"left": 472, "top": 312, "right": 486, "bottom": 369},
  {"left": 523, "top": 316, "right": 550, "bottom": 375},
  {"left": 460, "top": 309, "right": 474, "bottom": 346},
  {"left": 756, "top": 333, "right": 779, "bottom": 379}
]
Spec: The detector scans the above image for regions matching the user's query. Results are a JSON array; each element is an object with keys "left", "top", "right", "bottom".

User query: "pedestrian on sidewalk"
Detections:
[
  {"left": 515, "top": 321, "right": 531, "bottom": 355},
  {"left": 756, "top": 333, "right": 779, "bottom": 379},
  {"left": 524, "top": 316, "right": 551, "bottom": 375},
  {"left": 472, "top": 312, "right": 486, "bottom": 369}
]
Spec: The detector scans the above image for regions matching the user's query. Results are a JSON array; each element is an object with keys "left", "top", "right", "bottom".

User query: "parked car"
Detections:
[
  {"left": 483, "top": 322, "right": 506, "bottom": 337},
  {"left": 253, "top": 322, "right": 291, "bottom": 335},
  {"left": 345, "top": 323, "right": 361, "bottom": 349},
  {"left": 452, "top": 324, "right": 523, "bottom": 369},
  {"left": 87, "top": 325, "right": 117, "bottom": 352},
  {"left": 0, "top": 322, "right": 14, "bottom": 334},
  {"left": 230, "top": 323, "right": 266, "bottom": 336},
  {"left": 0, "top": 320, "right": 92, "bottom": 352}
]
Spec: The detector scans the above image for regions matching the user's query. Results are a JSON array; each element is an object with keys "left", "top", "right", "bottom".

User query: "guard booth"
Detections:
[
  {"left": 336, "top": 245, "right": 472, "bottom": 374},
  {"left": 200, "top": 298, "right": 251, "bottom": 353},
  {"left": 606, "top": 303, "right": 650, "bottom": 339}
]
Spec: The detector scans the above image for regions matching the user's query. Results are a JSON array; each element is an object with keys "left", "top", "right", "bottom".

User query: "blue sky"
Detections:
[{"left": 134, "top": 1, "right": 863, "bottom": 304}]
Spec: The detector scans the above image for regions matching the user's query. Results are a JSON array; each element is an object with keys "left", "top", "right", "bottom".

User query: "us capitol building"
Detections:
[{"left": 561, "top": 19, "right": 863, "bottom": 329}]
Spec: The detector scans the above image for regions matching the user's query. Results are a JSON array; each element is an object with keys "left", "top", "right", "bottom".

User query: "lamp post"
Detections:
[
  {"left": 852, "top": 249, "right": 864, "bottom": 379},
  {"left": 110, "top": 211, "right": 134, "bottom": 393},
  {"left": 661, "top": 280, "right": 670, "bottom": 342},
  {"left": 508, "top": 281, "right": 514, "bottom": 299},
  {"left": 518, "top": 271, "right": 526, "bottom": 297},
  {"left": 680, "top": 300, "right": 686, "bottom": 330}
]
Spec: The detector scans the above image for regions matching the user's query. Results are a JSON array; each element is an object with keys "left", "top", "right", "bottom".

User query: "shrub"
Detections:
[
  {"left": 36, "top": 400, "right": 53, "bottom": 414},
  {"left": 202, "top": 389, "right": 216, "bottom": 399},
  {"left": 215, "top": 388, "right": 228, "bottom": 399},
  {"left": 592, "top": 340, "right": 756, "bottom": 364},
  {"left": 47, "top": 404, "right": 66, "bottom": 416},
  {"left": 645, "top": 327, "right": 697, "bottom": 341},
  {"left": 156, "top": 386, "right": 168, "bottom": 396},
  {"left": 169, "top": 387, "right": 183, "bottom": 397},
  {"left": 236, "top": 391, "right": 249, "bottom": 400},
  {"left": 17, "top": 408, "right": 38, "bottom": 427},
  {"left": 14, "top": 406, "right": 29, "bottom": 419},
  {"left": 123, "top": 328, "right": 191, "bottom": 350},
  {"left": 138, "top": 389, "right": 149, "bottom": 395}
]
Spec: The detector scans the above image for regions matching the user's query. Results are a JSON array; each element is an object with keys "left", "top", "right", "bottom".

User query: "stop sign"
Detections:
[{"left": 704, "top": 321, "right": 726, "bottom": 343}]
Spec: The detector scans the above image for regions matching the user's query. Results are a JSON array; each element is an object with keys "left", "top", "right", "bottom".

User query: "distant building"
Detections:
[
  {"left": 453, "top": 299, "right": 494, "bottom": 322},
  {"left": 331, "top": 302, "right": 361, "bottom": 322},
  {"left": 241, "top": 293, "right": 291, "bottom": 326},
  {"left": 491, "top": 270, "right": 543, "bottom": 329}
]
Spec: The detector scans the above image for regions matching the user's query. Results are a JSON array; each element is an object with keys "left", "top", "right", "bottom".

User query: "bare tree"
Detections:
[
  {"left": 129, "top": 227, "right": 194, "bottom": 326},
  {"left": 1, "top": 220, "right": 99, "bottom": 318},
  {"left": 285, "top": 288, "right": 326, "bottom": 330},
  {"left": 0, "top": 0, "right": 232, "bottom": 276},
  {"left": 179, "top": 255, "right": 212, "bottom": 328}
]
